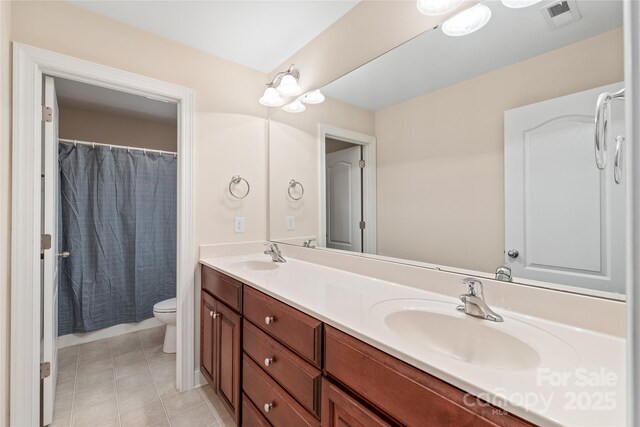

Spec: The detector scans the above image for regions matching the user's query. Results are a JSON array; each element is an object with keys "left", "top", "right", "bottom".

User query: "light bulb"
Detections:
[
  {"left": 259, "top": 86, "right": 284, "bottom": 107},
  {"left": 442, "top": 4, "right": 491, "bottom": 37},
  {"left": 301, "top": 89, "right": 325, "bottom": 105},
  {"left": 501, "top": 0, "right": 541, "bottom": 8},
  {"left": 416, "top": 0, "right": 464, "bottom": 16},
  {"left": 282, "top": 99, "right": 306, "bottom": 113},
  {"left": 276, "top": 73, "right": 302, "bottom": 96}
]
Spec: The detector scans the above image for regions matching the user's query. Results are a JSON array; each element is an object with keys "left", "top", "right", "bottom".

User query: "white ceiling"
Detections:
[
  {"left": 55, "top": 77, "right": 178, "bottom": 123},
  {"left": 68, "top": 0, "right": 359, "bottom": 73},
  {"left": 322, "top": 0, "right": 623, "bottom": 111}
]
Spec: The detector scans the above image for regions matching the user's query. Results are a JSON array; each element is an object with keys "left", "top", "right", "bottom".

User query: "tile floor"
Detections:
[{"left": 52, "top": 326, "right": 235, "bottom": 427}]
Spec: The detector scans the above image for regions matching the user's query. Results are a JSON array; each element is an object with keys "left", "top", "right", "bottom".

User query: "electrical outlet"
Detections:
[
  {"left": 286, "top": 216, "right": 295, "bottom": 231},
  {"left": 234, "top": 217, "right": 245, "bottom": 233}
]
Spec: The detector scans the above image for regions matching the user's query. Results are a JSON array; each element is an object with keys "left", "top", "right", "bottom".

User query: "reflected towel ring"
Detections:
[
  {"left": 229, "top": 175, "right": 250, "bottom": 199},
  {"left": 288, "top": 179, "right": 304, "bottom": 200}
]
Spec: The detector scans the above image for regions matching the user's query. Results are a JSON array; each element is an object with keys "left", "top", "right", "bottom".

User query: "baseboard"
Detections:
[
  {"left": 57, "top": 317, "right": 163, "bottom": 348},
  {"left": 194, "top": 369, "right": 208, "bottom": 388}
]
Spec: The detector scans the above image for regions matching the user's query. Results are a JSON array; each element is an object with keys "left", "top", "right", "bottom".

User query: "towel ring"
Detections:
[
  {"left": 288, "top": 179, "right": 304, "bottom": 200},
  {"left": 229, "top": 175, "right": 250, "bottom": 199}
]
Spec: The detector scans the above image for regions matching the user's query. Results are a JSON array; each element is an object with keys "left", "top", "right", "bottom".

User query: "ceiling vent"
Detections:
[{"left": 541, "top": 0, "right": 582, "bottom": 29}]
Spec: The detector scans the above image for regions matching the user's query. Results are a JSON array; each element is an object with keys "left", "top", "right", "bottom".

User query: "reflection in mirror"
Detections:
[{"left": 269, "top": 0, "right": 625, "bottom": 299}]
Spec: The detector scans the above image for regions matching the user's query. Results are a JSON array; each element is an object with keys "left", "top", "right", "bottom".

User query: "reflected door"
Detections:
[
  {"left": 326, "top": 147, "right": 362, "bottom": 252},
  {"left": 504, "top": 82, "right": 626, "bottom": 295}
]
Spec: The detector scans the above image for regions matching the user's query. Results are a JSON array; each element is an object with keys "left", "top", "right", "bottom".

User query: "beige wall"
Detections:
[
  {"left": 375, "top": 28, "right": 625, "bottom": 273},
  {"left": 0, "top": 1, "right": 11, "bottom": 425},
  {"left": 59, "top": 106, "right": 178, "bottom": 152}
]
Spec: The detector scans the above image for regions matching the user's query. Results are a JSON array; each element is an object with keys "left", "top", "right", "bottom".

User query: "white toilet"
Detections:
[{"left": 153, "top": 297, "right": 177, "bottom": 354}]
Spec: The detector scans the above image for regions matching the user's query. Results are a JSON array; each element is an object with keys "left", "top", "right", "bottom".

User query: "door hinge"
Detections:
[
  {"left": 358, "top": 159, "right": 365, "bottom": 168},
  {"left": 41, "top": 234, "right": 52, "bottom": 251},
  {"left": 42, "top": 105, "right": 53, "bottom": 123},
  {"left": 359, "top": 221, "right": 366, "bottom": 230},
  {"left": 40, "top": 362, "right": 51, "bottom": 379}
]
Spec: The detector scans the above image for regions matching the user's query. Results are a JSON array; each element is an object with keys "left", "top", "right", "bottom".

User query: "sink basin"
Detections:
[
  {"left": 370, "top": 299, "right": 578, "bottom": 371},
  {"left": 385, "top": 310, "right": 540, "bottom": 370},
  {"left": 229, "top": 260, "right": 279, "bottom": 271}
]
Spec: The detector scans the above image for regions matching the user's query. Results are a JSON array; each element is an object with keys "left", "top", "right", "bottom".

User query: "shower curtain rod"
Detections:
[{"left": 58, "top": 138, "right": 177, "bottom": 156}]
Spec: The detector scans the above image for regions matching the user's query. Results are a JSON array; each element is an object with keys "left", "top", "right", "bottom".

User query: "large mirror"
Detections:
[{"left": 269, "top": 0, "right": 625, "bottom": 299}]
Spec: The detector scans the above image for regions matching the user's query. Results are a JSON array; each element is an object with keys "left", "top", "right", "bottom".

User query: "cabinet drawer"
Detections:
[
  {"left": 324, "top": 326, "right": 533, "bottom": 427},
  {"left": 244, "top": 286, "right": 322, "bottom": 367},
  {"left": 321, "top": 379, "right": 391, "bottom": 427},
  {"left": 244, "top": 321, "right": 322, "bottom": 417},
  {"left": 201, "top": 265, "right": 243, "bottom": 313},
  {"left": 243, "top": 394, "right": 272, "bottom": 427},
  {"left": 243, "top": 354, "right": 320, "bottom": 427}
]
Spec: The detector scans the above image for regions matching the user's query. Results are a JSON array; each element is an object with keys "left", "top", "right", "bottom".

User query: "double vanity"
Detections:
[{"left": 199, "top": 246, "right": 625, "bottom": 427}]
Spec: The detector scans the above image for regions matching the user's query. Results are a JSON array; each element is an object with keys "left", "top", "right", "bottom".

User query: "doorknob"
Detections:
[
  {"left": 507, "top": 249, "right": 519, "bottom": 259},
  {"left": 57, "top": 251, "right": 71, "bottom": 258}
]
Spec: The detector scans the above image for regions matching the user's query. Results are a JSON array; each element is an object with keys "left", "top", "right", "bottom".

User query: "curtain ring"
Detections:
[
  {"left": 288, "top": 179, "right": 304, "bottom": 200},
  {"left": 229, "top": 175, "right": 250, "bottom": 199}
]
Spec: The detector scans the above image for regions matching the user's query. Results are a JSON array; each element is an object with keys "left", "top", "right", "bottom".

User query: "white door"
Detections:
[
  {"left": 42, "top": 75, "right": 60, "bottom": 426},
  {"left": 326, "top": 146, "right": 362, "bottom": 252},
  {"left": 504, "top": 82, "right": 626, "bottom": 295}
]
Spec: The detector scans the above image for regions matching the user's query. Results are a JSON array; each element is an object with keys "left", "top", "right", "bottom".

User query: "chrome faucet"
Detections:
[
  {"left": 303, "top": 239, "right": 316, "bottom": 248},
  {"left": 495, "top": 265, "right": 512, "bottom": 282},
  {"left": 456, "top": 277, "right": 503, "bottom": 322},
  {"left": 264, "top": 243, "right": 286, "bottom": 263}
]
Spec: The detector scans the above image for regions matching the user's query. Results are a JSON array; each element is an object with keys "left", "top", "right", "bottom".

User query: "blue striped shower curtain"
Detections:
[{"left": 58, "top": 143, "right": 177, "bottom": 335}]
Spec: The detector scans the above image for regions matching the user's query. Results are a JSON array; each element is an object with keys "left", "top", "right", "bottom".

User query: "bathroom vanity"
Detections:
[
  {"left": 201, "top": 263, "right": 531, "bottom": 426},
  {"left": 199, "top": 251, "right": 623, "bottom": 426}
]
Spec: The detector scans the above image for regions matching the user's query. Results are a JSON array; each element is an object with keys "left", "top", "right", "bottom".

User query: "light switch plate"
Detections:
[
  {"left": 286, "top": 216, "right": 295, "bottom": 231},
  {"left": 234, "top": 217, "right": 245, "bottom": 233}
]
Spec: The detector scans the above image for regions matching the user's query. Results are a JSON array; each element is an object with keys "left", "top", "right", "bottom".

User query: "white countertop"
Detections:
[{"left": 200, "top": 254, "right": 626, "bottom": 427}]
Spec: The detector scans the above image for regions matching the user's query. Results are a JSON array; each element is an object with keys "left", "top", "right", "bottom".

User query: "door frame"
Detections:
[
  {"left": 10, "top": 42, "right": 195, "bottom": 426},
  {"left": 625, "top": 1, "right": 640, "bottom": 425},
  {"left": 318, "top": 124, "right": 376, "bottom": 254}
]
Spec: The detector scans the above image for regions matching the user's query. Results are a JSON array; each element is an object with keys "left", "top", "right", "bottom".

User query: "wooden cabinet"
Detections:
[
  {"left": 201, "top": 266, "right": 243, "bottom": 426},
  {"left": 201, "top": 263, "right": 535, "bottom": 427},
  {"left": 321, "top": 379, "right": 391, "bottom": 427},
  {"left": 244, "top": 286, "right": 322, "bottom": 368},
  {"left": 324, "top": 326, "right": 533, "bottom": 427},
  {"left": 200, "top": 291, "right": 217, "bottom": 387},
  {"left": 242, "top": 394, "right": 271, "bottom": 427},
  {"left": 243, "top": 354, "right": 320, "bottom": 427},
  {"left": 217, "top": 302, "right": 242, "bottom": 421},
  {"left": 244, "top": 321, "right": 322, "bottom": 417}
]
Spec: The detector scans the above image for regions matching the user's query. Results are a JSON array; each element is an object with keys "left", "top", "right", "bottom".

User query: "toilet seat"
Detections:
[{"left": 153, "top": 297, "right": 176, "bottom": 313}]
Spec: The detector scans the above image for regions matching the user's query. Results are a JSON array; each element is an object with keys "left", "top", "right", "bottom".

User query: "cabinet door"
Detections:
[
  {"left": 217, "top": 301, "right": 242, "bottom": 425},
  {"left": 201, "top": 292, "right": 217, "bottom": 387},
  {"left": 322, "top": 379, "right": 390, "bottom": 427}
]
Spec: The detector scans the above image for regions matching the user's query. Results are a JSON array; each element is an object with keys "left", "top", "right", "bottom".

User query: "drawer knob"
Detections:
[
  {"left": 264, "top": 316, "right": 275, "bottom": 325},
  {"left": 212, "top": 312, "right": 220, "bottom": 319},
  {"left": 209, "top": 311, "right": 214, "bottom": 317},
  {"left": 264, "top": 357, "right": 274, "bottom": 367},
  {"left": 264, "top": 402, "right": 273, "bottom": 413}
]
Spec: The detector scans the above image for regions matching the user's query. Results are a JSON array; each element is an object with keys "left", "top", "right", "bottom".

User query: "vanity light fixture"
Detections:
[
  {"left": 259, "top": 64, "right": 302, "bottom": 107},
  {"left": 501, "top": 0, "right": 541, "bottom": 8},
  {"left": 301, "top": 89, "right": 325, "bottom": 105},
  {"left": 282, "top": 99, "right": 306, "bottom": 113},
  {"left": 275, "top": 65, "right": 302, "bottom": 96},
  {"left": 416, "top": 0, "right": 464, "bottom": 16},
  {"left": 441, "top": 3, "right": 492, "bottom": 36},
  {"left": 259, "top": 85, "right": 284, "bottom": 107}
]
